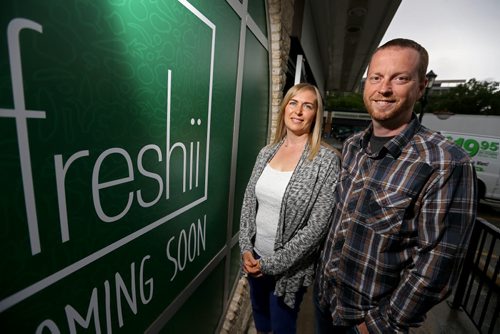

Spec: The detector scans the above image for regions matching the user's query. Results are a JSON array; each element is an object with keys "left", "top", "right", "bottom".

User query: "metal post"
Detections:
[
  {"left": 294, "top": 54, "right": 304, "bottom": 85},
  {"left": 418, "top": 70, "right": 437, "bottom": 123},
  {"left": 418, "top": 87, "right": 429, "bottom": 123}
]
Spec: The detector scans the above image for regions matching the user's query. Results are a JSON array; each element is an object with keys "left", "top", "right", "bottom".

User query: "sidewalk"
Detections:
[{"left": 247, "top": 287, "right": 478, "bottom": 333}]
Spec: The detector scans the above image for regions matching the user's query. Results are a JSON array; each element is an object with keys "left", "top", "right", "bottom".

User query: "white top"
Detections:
[{"left": 254, "top": 164, "right": 293, "bottom": 257}]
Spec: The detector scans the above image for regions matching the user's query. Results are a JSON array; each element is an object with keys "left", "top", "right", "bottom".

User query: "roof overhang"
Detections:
[{"left": 299, "top": 0, "right": 401, "bottom": 93}]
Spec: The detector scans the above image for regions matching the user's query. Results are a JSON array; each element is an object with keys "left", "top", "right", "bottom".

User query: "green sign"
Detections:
[{"left": 0, "top": 0, "right": 269, "bottom": 332}]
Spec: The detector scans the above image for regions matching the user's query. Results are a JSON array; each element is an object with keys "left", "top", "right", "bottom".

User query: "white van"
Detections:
[{"left": 422, "top": 113, "right": 500, "bottom": 201}]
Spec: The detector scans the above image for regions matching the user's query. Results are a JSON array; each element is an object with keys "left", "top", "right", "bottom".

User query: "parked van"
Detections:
[{"left": 422, "top": 113, "right": 500, "bottom": 201}]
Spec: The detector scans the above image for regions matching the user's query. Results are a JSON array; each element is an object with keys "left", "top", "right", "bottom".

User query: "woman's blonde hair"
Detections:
[{"left": 272, "top": 83, "right": 324, "bottom": 160}]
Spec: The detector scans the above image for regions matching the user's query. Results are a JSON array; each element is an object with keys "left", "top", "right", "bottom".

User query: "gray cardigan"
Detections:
[{"left": 239, "top": 140, "right": 340, "bottom": 307}]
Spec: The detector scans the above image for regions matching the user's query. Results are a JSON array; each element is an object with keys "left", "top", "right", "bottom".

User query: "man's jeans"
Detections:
[{"left": 313, "top": 288, "right": 359, "bottom": 334}]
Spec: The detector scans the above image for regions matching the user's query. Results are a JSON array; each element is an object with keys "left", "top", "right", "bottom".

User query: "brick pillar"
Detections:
[
  {"left": 219, "top": 277, "right": 252, "bottom": 334},
  {"left": 268, "top": 0, "right": 294, "bottom": 143}
]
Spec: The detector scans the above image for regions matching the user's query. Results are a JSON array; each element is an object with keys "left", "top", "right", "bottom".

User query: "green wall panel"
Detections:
[
  {"left": 230, "top": 244, "right": 243, "bottom": 289},
  {"left": 248, "top": 0, "right": 268, "bottom": 37},
  {"left": 0, "top": 0, "right": 269, "bottom": 332},
  {"left": 159, "top": 262, "right": 225, "bottom": 334},
  {"left": 232, "top": 28, "right": 270, "bottom": 236}
]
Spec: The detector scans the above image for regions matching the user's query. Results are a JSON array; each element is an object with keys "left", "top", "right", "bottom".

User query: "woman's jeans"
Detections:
[{"left": 247, "top": 273, "right": 306, "bottom": 334}]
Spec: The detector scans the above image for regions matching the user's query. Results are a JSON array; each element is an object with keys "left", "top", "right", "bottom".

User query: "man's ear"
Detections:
[{"left": 418, "top": 79, "right": 428, "bottom": 99}]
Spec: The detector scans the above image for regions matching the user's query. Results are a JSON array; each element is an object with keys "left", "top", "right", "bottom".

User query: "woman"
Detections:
[{"left": 239, "top": 83, "right": 340, "bottom": 333}]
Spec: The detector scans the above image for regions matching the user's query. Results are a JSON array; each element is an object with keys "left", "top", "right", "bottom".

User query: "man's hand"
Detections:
[
  {"left": 242, "top": 251, "right": 262, "bottom": 277},
  {"left": 357, "top": 322, "right": 369, "bottom": 334}
]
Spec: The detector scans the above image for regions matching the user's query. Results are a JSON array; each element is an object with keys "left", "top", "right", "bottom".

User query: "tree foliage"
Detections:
[
  {"left": 325, "top": 92, "right": 365, "bottom": 111},
  {"left": 427, "top": 79, "right": 500, "bottom": 115},
  {"left": 326, "top": 79, "right": 500, "bottom": 116}
]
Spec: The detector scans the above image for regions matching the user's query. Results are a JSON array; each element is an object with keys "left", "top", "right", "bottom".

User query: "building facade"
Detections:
[{"left": 0, "top": 1, "right": 399, "bottom": 332}]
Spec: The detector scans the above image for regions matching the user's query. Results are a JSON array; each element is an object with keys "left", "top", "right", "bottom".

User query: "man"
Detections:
[{"left": 315, "top": 38, "right": 477, "bottom": 333}]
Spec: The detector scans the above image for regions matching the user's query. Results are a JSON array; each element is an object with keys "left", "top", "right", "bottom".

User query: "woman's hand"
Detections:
[{"left": 242, "top": 251, "right": 262, "bottom": 276}]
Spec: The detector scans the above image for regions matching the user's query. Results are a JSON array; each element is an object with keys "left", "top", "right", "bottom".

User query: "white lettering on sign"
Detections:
[
  {"left": 19, "top": 68, "right": 207, "bottom": 251},
  {"left": 137, "top": 144, "right": 164, "bottom": 208},
  {"left": 53, "top": 95, "right": 204, "bottom": 240},
  {"left": 34, "top": 255, "right": 153, "bottom": 333},
  {"left": 0, "top": 18, "right": 46, "bottom": 255},
  {"left": 166, "top": 215, "right": 207, "bottom": 281},
  {"left": 0, "top": 0, "right": 216, "bottom": 314}
]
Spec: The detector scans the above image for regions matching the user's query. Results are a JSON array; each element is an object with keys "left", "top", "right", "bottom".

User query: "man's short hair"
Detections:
[{"left": 375, "top": 38, "right": 429, "bottom": 82}]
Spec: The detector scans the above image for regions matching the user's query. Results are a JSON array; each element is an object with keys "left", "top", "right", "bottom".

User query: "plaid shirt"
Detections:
[{"left": 316, "top": 115, "right": 477, "bottom": 333}]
